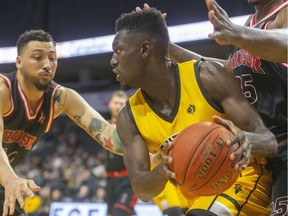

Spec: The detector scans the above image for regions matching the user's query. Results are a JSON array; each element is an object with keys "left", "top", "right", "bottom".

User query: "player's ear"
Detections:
[
  {"left": 140, "top": 40, "right": 151, "bottom": 58},
  {"left": 15, "top": 56, "right": 22, "bottom": 69}
]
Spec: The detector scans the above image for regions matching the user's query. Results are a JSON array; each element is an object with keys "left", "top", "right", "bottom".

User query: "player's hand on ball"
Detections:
[
  {"left": 213, "top": 115, "right": 251, "bottom": 170},
  {"left": 159, "top": 141, "right": 177, "bottom": 183},
  {"left": 2, "top": 177, "right": 41, "bottom": 216}
]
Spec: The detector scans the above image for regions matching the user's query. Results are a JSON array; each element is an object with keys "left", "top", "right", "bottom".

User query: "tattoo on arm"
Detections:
[
  {"left": 89, "top": 118, "right": 123, "bottom": 155},
  {"left": 55, "top": 89, "right": 67, "bottom": 107},
  {"left": 112, "top": 130, "right": 123, "bottom": 154},
  {"left": 88, "top": 118, "right": 103, "bottom": 133},
  {"left": 73, "top": 115, "right": 81, "bottom": 124}
]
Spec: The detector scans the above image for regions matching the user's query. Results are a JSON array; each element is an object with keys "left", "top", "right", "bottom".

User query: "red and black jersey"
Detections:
[
  {"left": 0, "top": 71, "right": 60, "bottom": 167},
  {"left": 228, "top": 1, "right": 287, "bottom": 140}
]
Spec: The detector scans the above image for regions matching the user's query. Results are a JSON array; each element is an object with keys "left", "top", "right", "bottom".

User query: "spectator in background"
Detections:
[
  {"left": 103, "top": 90, "right": 137, "bottom": 216},
  {"left": 73, "top": 185, "right": 91, "bottom": 203},
  {"left": 93, "top": 187, "right": 106, "bottom": 203}
]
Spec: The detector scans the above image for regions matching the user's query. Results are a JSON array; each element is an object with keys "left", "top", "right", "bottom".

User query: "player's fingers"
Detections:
[
  {"left": 211, "top": 0, "right": 222, "bottom": 17},
  {"left": 213, "top": 0, "right": 229, "bottom": 18},
  {"left": 162, "top": 155, "right": 172, "bottom": 165},
  {"left": 135, "top": 6, "right": 142, "bottom": 12},
  {"left": 231, "top": 140, "right": 251, "bottom": 170},
  {"left": 212, "top": 116, "right": 237, "bottom": 135},
  {"left": 3, "top": 198, "right": 9, "bottom": 216},
  {"left": 165, "top": 167, "right": 176, "bottom": 179},
  {"left": 143, "top": 3, "right": 150, "bottom": 9},
  {"left": 235, "top": 152, "right": 250, "bottom": 170},
  {"left": 27, "top": 180, "right": 41, "bottom": 193},
  {"left": 205, "top": 0, "right": 214, "bottom": 11},
  {"left": 207, "top": 11, "right": 224, "bottom": 35},
  {"left": 8, "top": 195, "right": 16, "bottom": 216},
  {"left": 15, "top": 192, "right": 25, "bottom": 208}
]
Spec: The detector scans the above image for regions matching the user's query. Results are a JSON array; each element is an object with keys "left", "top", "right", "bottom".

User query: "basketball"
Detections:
[{"left": 168, "top": 122, "right": 240, "bottom": 197}]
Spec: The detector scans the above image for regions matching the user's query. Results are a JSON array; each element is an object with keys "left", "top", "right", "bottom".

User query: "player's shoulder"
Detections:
[
  {"left": 199, "top": 60, "right": 226, "bottom": 76},
  {"left": 0, "top": 75, "right": 10, "bottom": 94},
  {"left": 269, "top": 6, "right": 288, "bottom": 29},
  {"left": 54, "top": 85, "right": 76, "bottom": 97},
  {"left": 198, "top": 60, "right": 234, "bottom": 91}
]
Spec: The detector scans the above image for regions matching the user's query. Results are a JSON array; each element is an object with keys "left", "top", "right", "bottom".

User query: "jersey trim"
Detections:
[
  {"left": 0, "top": 74, "right": 14, "bottom": 117},
  {"left": 17, "top": 83, "right": 44, "bottom": 121},
  {"left": 218, "top": 194, "right": 241, "bottom": 212},
  {"left": 45, "top": 84, "right": 61, "bottom": 132},
  {"left": 250, "top": 1, "right": 288, "bottom": 27},
  {"left": 126, "top": 102, "right": 141, "bottom": 135},
  {"left": 195, "top": 61, "right": 224, "bottom": 114},
  {"left": 141, "top": 63, "right": 181, "bottom": 123},
  {"left": 236, "top": 171, "right": 263, "bottom": 216}
]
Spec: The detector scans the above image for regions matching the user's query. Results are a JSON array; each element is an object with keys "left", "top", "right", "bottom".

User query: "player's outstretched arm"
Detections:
[
  {"left": 168, "top": 42, "right": 228, "bottom": 65},
  {"left": 205, "top": 0, "right": 288, "bottom": 63},
  {"left": 0, "top": 79, "right": 40, "bottom": 216},
  {"left": 54, "top": 87, "right": 123, "bottom": 155}
]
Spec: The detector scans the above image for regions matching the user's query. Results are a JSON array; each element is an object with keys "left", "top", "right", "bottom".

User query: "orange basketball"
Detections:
[{"left": 168, "top": 122, "right": 240, "bottom": 197}]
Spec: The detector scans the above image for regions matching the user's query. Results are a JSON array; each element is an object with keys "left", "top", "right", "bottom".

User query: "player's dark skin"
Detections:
[
  {"left": 169, "top": 0, "right": 287, "bottom": 64},
  {"left": 111, "top": 16, "right": 277, "bottom": 201}
]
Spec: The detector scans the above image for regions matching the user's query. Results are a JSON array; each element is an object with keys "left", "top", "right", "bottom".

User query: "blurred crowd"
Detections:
[{"left": 15, "top": 116, "right": 109, "bottom": 216}]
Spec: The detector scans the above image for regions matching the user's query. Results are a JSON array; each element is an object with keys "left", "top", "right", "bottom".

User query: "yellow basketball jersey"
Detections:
[
  {"left": 128, "top": 60, "right": 272, "bottom": 215},
  {"left": 128, "top": 60, "right": 225, "bottom": 154}
]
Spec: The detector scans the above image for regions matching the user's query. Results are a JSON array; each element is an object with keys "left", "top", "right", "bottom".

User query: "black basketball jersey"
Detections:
[
  {"left": 228, "top": 1, "right": 287, "bottom": 140},
  {"left": 0, "top": 72, "right": 60, "bottom": 167}
]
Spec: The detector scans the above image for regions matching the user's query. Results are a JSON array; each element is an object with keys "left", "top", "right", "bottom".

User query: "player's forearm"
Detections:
[
  {"left": 73, "top": 114, "right": 124, "bottom": 155},
  {"left": 168, "top": 42, "right": 227, "bottom": 64},
  {"left": 231, "top": 26, "right": 287, "bottom": 63},
  {"left": 169, "top": 42, "right": 203, "bottom": 63},
  {"left": 0, "top": 147, "right": 18, "bottom": 186},
  {"left": 131, "top": 164, "right": 169, "bottom": 202},
  {"left": 249, "top": 126, "right": 278, "bottom": 158}
]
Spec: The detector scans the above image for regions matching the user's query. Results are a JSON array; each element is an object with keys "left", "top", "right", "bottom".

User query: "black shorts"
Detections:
[
  {"left": 266, "top": 141, "right": 288, "bottom": 216},
  {"left": 106, "top": 176, "right": 137, "bottom": 216}
]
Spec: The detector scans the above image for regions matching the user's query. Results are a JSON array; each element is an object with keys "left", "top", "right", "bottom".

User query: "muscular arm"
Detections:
[
  {"left": 0, "top": 78, "right": 39, "bottom": 215},
  {"left": 206, "top": 0, "right": 288, "bottom": 63},
  {"left": 54, "top": 87, "right": 123, "bottom": 155},
  {"left": 0, "top": 79, "right": 18, "bottom": 187},
  {"left": 117, "top": 106, "right": 169, "bottom": 201},
  {"left": 168, "top": 42, "right": 228, "bottom": 65},
  {"left": 199, "top": 61, "right": 277, "bottom": 159}
]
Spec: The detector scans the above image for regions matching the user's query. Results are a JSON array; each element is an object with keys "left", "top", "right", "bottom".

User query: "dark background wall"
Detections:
[{"left": 0, "top": 1, "right": 254, "bottom": 90}]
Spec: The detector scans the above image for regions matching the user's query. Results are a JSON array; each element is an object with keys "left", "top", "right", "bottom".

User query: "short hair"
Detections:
[
  {"left": 16, "top": 29, "right": 56, "bottom": 55},
  {"left": 115, "top": 8, "right": 169, "bottom": 44},
  {"left": 110, "top": 90, "right": 128, "bottom": 101}
]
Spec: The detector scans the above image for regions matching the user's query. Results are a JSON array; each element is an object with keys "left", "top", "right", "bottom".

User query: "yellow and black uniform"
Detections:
[{"left": 127, "top": 60, "right": 272, "bottom": 216}]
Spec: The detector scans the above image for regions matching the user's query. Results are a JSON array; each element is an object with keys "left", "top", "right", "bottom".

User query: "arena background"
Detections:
[{"left": 0, "top": 1, "right": 253, "bottom": 215}]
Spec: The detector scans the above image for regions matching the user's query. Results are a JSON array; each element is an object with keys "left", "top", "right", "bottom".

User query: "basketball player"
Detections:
[
  {"left": 111, "top": 8, "right": 278, "bottom": 216},
  {"left": 0, "top": 29, "right": 122, "bottom": 216},
  {"left": 167, "top": 0, "right": 287, "bottom": 215},
  {"left": 104, "top": 90, "right": 137, "bottom": 216}
]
